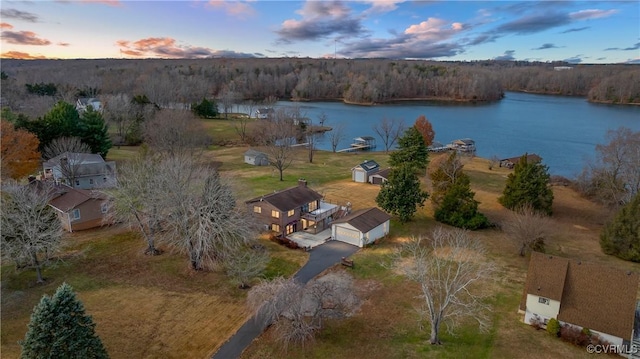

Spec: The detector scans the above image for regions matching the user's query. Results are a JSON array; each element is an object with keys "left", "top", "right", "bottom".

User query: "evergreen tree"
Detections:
[
  {"left": 35, "top": 101, "right": 81, "bottom": 152},
  {"left": 78, "top": 107, "right": 112, "bottom": 158},
  {"left": 434, "top": 174, "right": 490, "bottom": 230},
  {"left": 192, "top": 98, "right": 219, "bottom": 119},
  {"left": 20, "top": 283, "right": 109, "bottom": 359},
  {"left": 498, "top": 154, "right": 554, "bottom": 215},
  {"left": 429, "top": 151, "right": 464, "bottom": 206},
  {"left": 376, "top": 164, "right": 429, "bottom": 223},
  {"left": 389, "top": 126, "right": 429, "bottom": 172},
  {"left": 600, "top": 193, "right": 640, "bottom": 262}
]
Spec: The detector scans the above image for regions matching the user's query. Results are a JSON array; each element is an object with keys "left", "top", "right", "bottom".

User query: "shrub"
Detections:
[
  {"left": 546, "top": 318, "right": 561, "bottom": 337},
  {"left": 559, "top": 324, "right": 591, "bottom": 346},
  {"left": 600, "top": 193, "right": 640, "bottom": 262},
  {"left": 529, "top": 315, "right": 545, "bottom": 330}
]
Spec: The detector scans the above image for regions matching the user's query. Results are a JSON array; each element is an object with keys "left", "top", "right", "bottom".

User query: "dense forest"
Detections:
[{"left": 1, "top": 58, "right": 638, "bottom": 120}]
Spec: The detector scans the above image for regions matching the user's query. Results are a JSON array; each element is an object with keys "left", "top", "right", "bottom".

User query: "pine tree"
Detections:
[
  {"left": 192, "top": 98, "right": 219, "bottom": 119},
  {"left": 20, "top": 283, "right": 109, "bottom": 359},
  {"left": 78, "top": 108, "right": 112, "bottom": 158},
  {"left": 434, "top": 173, "right": 490, "bottom": 230},
  {"left": 600, "top": 193, "right": 640, "bottom": 262},
  {"left": 498, "top": 154, "right": 554, "bottom": 215},
  {"left": 376, "top": 164, "right": 429, "bottom": 223},
  {"left": 389, "top": 126, "right": 429, "bottom": 172}
]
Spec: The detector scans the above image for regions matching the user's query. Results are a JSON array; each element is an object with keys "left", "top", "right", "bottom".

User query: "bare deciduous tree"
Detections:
[
  {"left": 327, "top": 122, "right": 346, "bottom": 153},
  {"left": 1, "top": 181, "right": 63, "bottom": 284},
  {"left": 247, "top": 272, "right": 358, "bottom": 350},
  {"left": 259, "top": 108, "right": 298, "bottom": 181},
  {"left": 143, "top": 109, "right": 211, "bottom": 157},
  {"left": 42, "top": 136, "right": 92, "bottom": 160},
  {"left": 102, "top": 93, "right": 135, "bottom": 145},
  {"left": 225, "top": 245, "right": 270, "bottom": 289},
  {"left": 373, "top": 117, "right": 405, "bottom": 153},
  {"left": 105, "top": 151, "right": 165, "bottom": 255},
  {"left": 502, "top": 204, "right": 551, "bottom": 256},
  {"left": 392, "top": 227, "right": 494, "bottom": 345},
  {"left": 429, "top": 151, "right": 465, "bottom": 205},
  {"left": 577, "top": 127, "right": 640, "bottom": 207}
]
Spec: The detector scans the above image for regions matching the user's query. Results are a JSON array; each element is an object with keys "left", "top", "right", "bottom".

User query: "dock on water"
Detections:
[{"left": 337, "top": 136, "right": 376, "bottom": 153}]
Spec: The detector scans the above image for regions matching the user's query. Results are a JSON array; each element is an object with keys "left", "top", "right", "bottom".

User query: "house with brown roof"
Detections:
[
  {"left": 331, "top": 207, "right": 391, "bottom": 247},
  {"left": 500, "top": 153, "right": 542, "bottom": 169},
  {"left": 520, "top": 252, "right": 639, "bottom": 348},
  {"left": 48, "top": 185, "right": 111, "bottom": 232},
  {"left": 246, "top": 179, "right": 339, "bottom": 237}
]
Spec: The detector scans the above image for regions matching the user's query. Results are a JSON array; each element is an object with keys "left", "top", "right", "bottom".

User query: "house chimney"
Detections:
[{"left": 298, "top": 178, "right": 307, "bottom": 187}]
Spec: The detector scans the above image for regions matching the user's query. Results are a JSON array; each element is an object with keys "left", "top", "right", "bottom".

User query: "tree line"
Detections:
[{"left": 2, "top": 59, "right": 637, "bottom": 122}]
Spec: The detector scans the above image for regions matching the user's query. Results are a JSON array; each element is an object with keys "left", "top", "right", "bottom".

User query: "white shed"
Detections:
[
  {"left": 244, "top": 149, "right": 269, "bottom": 166},
  {"left": 331, "top": 207, "right": 391, "bottom": 247},
  {"left": 351, "top": 160, "right": 380, "bottom": 183}
]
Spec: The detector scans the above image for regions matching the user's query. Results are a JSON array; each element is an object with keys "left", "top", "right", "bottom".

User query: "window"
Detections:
[
  {"left": 538, "top": 297, "right": 550, "bottom": 305},
  {"left": 286, "top": 224, "right": 295, "bottom": 235},
  {"left": 71, "top": 209, "right": 81, "bottom": 221},
  {"left": 89, "top": 178, "right": 95, "bottom": 185},
  {"left": 308, "top": 201, "right": 318, "bottom": 212},
  {"left": 101, "top": 203, "right": 108, "bottom": 214},
  {"left": 103, "top": 177, "right": 107, "bottom": 183},
  {"left": 271, "top": 210, "right": 280, "bottom": 218},
  {"left": 271, "top": 224, "right": 280, "bottom": 232},
  {"left": 288, "top": 209, "right": 295, "bottom": 217},
  {"left": 75, "top": 180, "right": 80, "bottom": 186},
  {"left": 253, "top": 206, "right": 262, "bottom": 214}
]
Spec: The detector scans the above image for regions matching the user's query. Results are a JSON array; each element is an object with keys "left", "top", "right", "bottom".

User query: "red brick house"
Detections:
[{"left": 246, "top": 179, "right": 339, "bottom": 237}]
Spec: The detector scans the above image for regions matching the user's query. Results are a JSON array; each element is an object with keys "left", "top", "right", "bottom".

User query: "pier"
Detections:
[{"left": 337, "top": 136, "right": 376, "bottom": 153}]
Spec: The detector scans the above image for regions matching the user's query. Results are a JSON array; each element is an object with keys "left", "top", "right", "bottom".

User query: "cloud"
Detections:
[
  {"left": 1, "top": 30, "right": 51, "bottom": 45},
  {"left": 604, "top": 42, "right": 640, "bottom": 51},
  {"left": 206, "top": 1, "right": 256, "bottom": 19},
  {"left": 1, "top": 51, "right": 47, "bottom": 59},
  {"left": 532, "top": 43, "right": 560, "bottom": 50},
  {"left": 496, "top": 13, "right": 570, "bottom": 34},
  {"left": 358, "top": 0, "right": 406, "bottom": 15},
  {"left": 57, "top": 0, "right": 123, "bottom": 6},
  {"left": 58, "top": 42, "right": 70, "bottom": 47},
  {"left": 339, "top": 35, "right": 462, "bottom": 59},
  {"left": 1, "top": 23, "right": 13, "bottom": 29},
  {"left": 404, "top": 18, "right": 465, "bottom": 41},
  {"left": 116, "top": 37, "right": 256, "bottom": 58},
  {"left": 276, "top": 1, "right": 366, "bottom": 43},
  {"left": 493, "top": 50, "right": 516, "bottom": 61},
  {"left": 563, "top": 55, "right": 583, "bottom": 64},
  {"left": 0, "top": 9, "right": 39, "bottom": 22},
  {"left": 569, "top": 9, "right": 617, "bottom": 21},
  {"left": 560, "top": 26, "right": 589, "bottom": 33}
]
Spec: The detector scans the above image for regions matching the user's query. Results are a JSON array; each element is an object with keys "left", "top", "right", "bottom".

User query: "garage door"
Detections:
[{"left": 334, "top": 226, "right": 361, "bottom": 247}]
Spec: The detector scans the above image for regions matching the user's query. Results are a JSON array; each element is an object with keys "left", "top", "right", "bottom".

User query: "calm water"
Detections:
[{"left": 266, "top": 92, "right": 640, "bottom": 178}]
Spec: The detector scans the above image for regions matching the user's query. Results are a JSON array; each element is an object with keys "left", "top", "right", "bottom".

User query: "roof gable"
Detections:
[
  {"left": 44, "top": 152, "right": 105, "bottom": 168},
  {"left": 353, "top": 160, "right": 380, "bottom": 172},
  {"left": 371, "top": 168, "right": 391, "bottom": 179},
  {"left": 49, "top": 186, "right": 107, "bottom": 212},
  {"left": 332, "top": 207, "right": 391, "bottom": 233},
  {"left": 522, "top": 252, "right": 639, "bottom": 339},
  {"left": 246, "top": 183, "right": 323, "bottom": 212}
]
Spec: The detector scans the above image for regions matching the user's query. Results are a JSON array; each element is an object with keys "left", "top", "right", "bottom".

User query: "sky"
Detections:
[{"left": 1, "top": 0, "right": 639, "bottom": 64}]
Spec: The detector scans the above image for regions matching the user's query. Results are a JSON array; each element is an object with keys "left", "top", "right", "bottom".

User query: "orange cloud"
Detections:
[
  {"left": 0, "top": 23, "right": 13, "bottom": 29},
  {"left": 1, "top": 30, "right": 51, "bottom": 45},
  {"left": 1, "top": 51, "right": 47, "bottom": 59}
]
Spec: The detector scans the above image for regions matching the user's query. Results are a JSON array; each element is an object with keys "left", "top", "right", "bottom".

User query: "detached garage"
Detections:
[{"left": 331, "top": 207, "right": 391, "bottom": 247}]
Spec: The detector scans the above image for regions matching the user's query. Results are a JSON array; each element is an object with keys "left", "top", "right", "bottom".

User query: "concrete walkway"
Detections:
[{"left": 211, "top": 240, "right": 359, "bottom": 359}]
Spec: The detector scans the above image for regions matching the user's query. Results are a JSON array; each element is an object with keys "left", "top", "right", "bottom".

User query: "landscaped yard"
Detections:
[{"left": 2, "top": 120, "right": 638, "bottom": 359}]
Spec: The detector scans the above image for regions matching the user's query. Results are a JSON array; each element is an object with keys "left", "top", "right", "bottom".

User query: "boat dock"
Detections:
[{"left": 337, "top": 136, "right": 376, "bottom": 153}]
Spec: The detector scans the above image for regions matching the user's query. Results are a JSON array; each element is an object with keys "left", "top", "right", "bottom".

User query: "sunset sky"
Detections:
[{"left": 1, "top": 0, "right": 638, "bottom": 63}]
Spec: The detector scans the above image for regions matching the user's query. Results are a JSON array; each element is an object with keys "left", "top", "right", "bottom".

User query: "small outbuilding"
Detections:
[
  {"left": 244, "top": 149, "right": 269, "bottom": 166},
  {"left": 500, "top": 153, "right": 542, "bottom": 169},
  {"left": 351, "top": 160, "right": 380, "bottom": 183},
  {"left": 255, "top": 108, "right": 274, "bottom": 119},
  {"left": 331, "top": 207, "right": 391, "bottom": 247},
  {"left": 369, "top": 168, "right": 390, "bottom": 185}
]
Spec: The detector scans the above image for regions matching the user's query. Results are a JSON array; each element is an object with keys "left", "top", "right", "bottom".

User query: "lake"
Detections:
[{"left": 266, "top": 92, "right": 640, "bottom": 178}]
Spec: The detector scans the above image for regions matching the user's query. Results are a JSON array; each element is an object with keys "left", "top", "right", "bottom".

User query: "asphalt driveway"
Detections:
[{"left": 211, "top": 240, "right": 359, "bottom": 359}]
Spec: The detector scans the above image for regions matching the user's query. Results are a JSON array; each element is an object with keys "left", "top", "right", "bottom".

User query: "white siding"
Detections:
[
  {"left": 363, "top": 221, "right": 389, "bottom": 245},
  {"left": 524, "top": 294, "right": 561, "bottom": 325},
  {"left": 332, "top": 223, "right": 362, "bottom": 247},
  {"left": 353, "top": 169, "right": 366, "bottom": 183}
]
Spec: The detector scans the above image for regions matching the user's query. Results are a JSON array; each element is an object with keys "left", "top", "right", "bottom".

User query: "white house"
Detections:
[
  {"left": 255, "top": 108, "right": 274, "bottom": 119},
  {"left": 43, "top": 152, "right": 116, "bottom": 189},
  {"left": 76, "top": 97, "right": 102, "bottom": 113},
  {"left": 351, "top": 160, "right": 380, "bottom": 183},
  {"left": 521, "top": 252, "right": 639, "bottom": 350},
  {"left": 369, "top": 168, "right": 390, "bottom": 185},
  {"left": 331, "top": 207, "right": 391, "bottom": 247}
]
